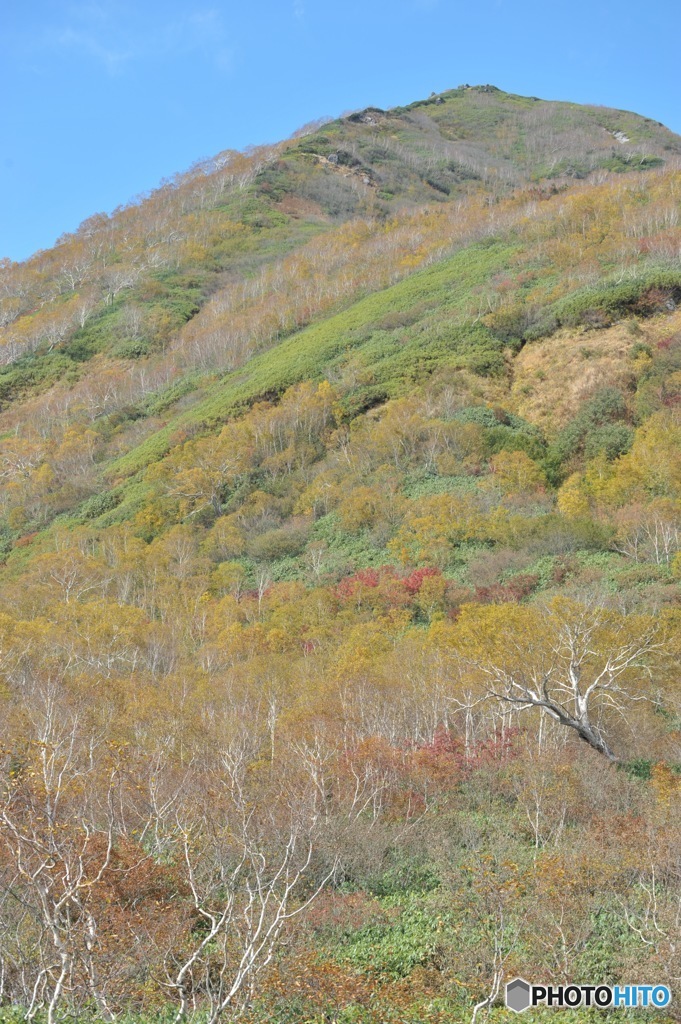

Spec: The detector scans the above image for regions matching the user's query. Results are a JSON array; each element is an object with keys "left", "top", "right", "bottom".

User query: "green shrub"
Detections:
[
  {"left": 583, "top": 424, "right": 633, "bottom": 460},
  {"left": 76, "top": 491, "right": 122, "bottom": 522},
  {"left": 247, "top": 526, "right": 309, "bottom": 562},
  {"left": 334, "top": 895, "right": 444, "bottom": 980},
  {"left": 552, "top": 273, "right": 681, "bottom": 331},
  {"left": 113, "top": 337, "right": 151, "bottom": 359},
  {"left": 547, "top": 387, "right": 631, "bottom": 473}
]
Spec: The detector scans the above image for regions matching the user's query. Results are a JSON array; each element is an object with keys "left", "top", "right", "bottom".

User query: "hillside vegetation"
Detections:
[{"left": 1, "top": 87, "right": 681, "bottom": 1023}]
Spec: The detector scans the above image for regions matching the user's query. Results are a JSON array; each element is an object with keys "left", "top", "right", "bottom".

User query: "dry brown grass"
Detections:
[{"left": 509, "top": 309, "right": 681, "bottom": 432}]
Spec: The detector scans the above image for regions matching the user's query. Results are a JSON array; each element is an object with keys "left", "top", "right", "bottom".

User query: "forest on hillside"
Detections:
[{"left": 0, "top": 87, "right": 681, "bottom": 1022}]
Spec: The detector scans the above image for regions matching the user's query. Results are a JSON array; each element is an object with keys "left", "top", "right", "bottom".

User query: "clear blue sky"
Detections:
[{"left": 2, "top": 0, "right": 680, "bottom": 262}]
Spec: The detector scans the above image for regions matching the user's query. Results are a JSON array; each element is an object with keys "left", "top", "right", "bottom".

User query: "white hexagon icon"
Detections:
[{"left": 506, "top": 977, "right": 532, "bottom": 1013}]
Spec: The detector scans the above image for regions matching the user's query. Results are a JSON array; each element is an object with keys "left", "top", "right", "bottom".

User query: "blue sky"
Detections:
[{"left": 2, "top": 0, "right": 680, "bottom": 262}]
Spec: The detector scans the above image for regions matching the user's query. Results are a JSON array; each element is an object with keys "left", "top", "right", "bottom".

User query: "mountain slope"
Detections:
[{"left": 1, "top": 88, "right": 681, "bottom": 1023}]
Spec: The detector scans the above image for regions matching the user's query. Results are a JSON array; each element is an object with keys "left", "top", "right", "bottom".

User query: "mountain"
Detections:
[{"left": 0, "top": 88, "right": 680, "bottom": 1023}]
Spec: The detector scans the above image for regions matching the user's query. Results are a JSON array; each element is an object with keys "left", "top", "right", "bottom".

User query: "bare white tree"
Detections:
[
  {"left": 156, "top": 738, "right": 337, "bottom": 1023},
  {"left": 0, "top": 686, "right": 122, "bottom": 1023},
  {"left": 457, "top": 597, "right": 666, "bottom": 761}
]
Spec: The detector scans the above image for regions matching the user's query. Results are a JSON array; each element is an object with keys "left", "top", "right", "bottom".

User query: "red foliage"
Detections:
[
  {"left": 335, "top": 566, "right": 410, "bottom": 614},
  {"left": 409, "top": 724, "right": 521, "bottom": 791},
  {"left": 335, "top": 566, "right": 444, "bottom": 611},
  {"left": 403, "top": 566, "right": 442, "bottom": 595},
  {"left": 336, "top": 567, "right": 389, "bottom": 600},
  {"left": 469, "top": 726, "right": 521, "bottom": 765},
  {"left": 411, "top": 725, "right": 468, "bottom": 786}
]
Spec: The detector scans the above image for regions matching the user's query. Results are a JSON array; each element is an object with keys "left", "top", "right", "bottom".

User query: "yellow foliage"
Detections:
[
  {"left": 557, "top": 473, "right": 591, "bottom": 519},
  {"left": 338, "top": 486, "right": 382, "bottom": 533},
  {"left": 489, "top": 450, "right": 546, "bottom": 494}
]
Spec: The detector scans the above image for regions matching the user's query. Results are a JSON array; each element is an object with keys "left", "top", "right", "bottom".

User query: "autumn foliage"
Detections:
[{"left": 1, "top": 87, "right": 681, "bottom": 1022}]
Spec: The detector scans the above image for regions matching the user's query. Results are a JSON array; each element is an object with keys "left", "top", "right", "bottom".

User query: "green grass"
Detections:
[{"left": 107, "top": 241, "right": 518, "bottom": 480}]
